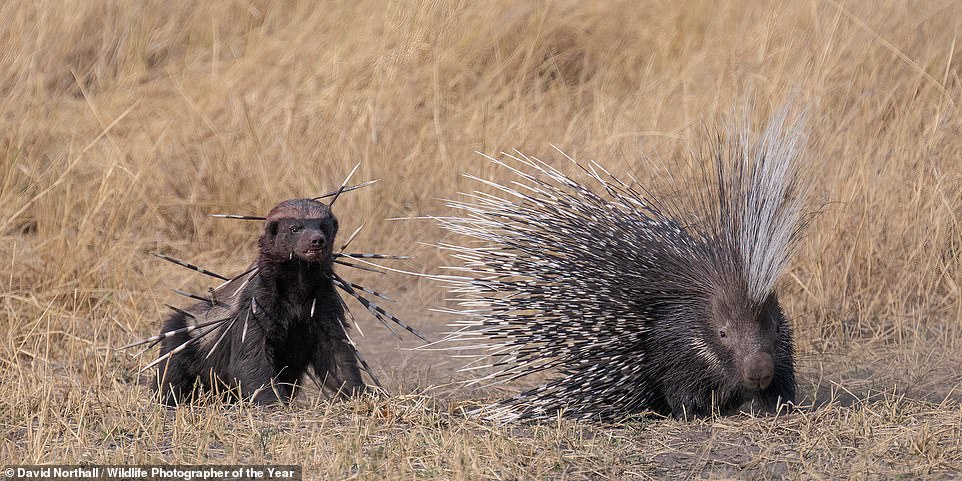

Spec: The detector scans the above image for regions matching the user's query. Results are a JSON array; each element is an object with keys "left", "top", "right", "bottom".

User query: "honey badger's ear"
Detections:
[
  {"left": 331, "top": 216, "right": 339, "bottom": 236},
  {"left": 266, "top": 220, "right": 279, "bottom": 237}
]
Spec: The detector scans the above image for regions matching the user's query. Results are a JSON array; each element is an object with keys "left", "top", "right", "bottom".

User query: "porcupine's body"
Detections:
[
  {"left": 153, "top": 199, "right": 364, "bottom": 405},
  {"left": 439, "top": 111, "right": 810, "bottom": 421}
]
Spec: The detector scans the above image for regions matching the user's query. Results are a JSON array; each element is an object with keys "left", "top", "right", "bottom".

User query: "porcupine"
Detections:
[
  {"left": 123, "top": 172, "right": 426, "bottom": 406},
  {"left": 437, "top": 110, "right": 811, "bottom": 421}
]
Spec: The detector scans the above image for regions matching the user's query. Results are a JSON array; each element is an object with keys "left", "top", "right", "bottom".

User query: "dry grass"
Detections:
[{"left": 1, "top": 0, "right": 961, "bottom": 479}]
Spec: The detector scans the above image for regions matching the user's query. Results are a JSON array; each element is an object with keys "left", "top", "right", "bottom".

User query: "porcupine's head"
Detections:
[
  {"left": 706, "top": 287, "right": 783, "bottom": 392},
  {"left": 258, "top": 198, "right": 339, "bottom": 269},
  {"left": 654, "top": 111, "right": 806, "bottom": 415},
  {"left": 675, "top": 270, "right": 795, "bottom": 412},
  {"left": 618, "top": 210, "right": 798, "bottom": 417}
]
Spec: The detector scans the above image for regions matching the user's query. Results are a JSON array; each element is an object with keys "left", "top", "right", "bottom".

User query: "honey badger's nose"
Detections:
[
  {"left": 742, "top": 352, "right": 774, "bottom": 390},
  {"left": 308, "top": 233, "right": 326, "bottom": 248}
]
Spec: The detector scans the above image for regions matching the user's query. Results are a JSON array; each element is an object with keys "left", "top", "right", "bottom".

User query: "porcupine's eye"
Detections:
[
  {"left": 718, "top": 329, "right": 726, "bottom": 338},
  {"left": 290, "top": 225, "right": 302, "bottom": 234}
]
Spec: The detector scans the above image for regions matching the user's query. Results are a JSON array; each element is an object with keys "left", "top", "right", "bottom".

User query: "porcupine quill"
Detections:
[{"left": 435, "top": 108, "right": 813, "bottom": 421}]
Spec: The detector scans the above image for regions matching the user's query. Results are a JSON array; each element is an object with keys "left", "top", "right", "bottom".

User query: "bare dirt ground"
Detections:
[{"left": 1, "top": 1, "right": 961, "bottom": 479}]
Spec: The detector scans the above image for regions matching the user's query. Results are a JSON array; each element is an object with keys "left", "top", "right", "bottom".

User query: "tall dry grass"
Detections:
[{"left": 1, "top": 0, "right": 960, "bottom": 478}]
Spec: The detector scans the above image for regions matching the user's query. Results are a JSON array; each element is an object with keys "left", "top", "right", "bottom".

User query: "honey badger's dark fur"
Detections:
[{"left": 153, "top": 199, "right": 365, "bottom": 405}]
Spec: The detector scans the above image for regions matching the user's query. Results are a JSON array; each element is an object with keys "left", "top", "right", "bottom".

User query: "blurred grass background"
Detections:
[{"left": 1, "top": 0, "right": 960, "bottom": 478}]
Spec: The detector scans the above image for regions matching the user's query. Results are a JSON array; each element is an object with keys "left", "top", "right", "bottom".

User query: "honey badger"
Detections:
[{"left": 152, "top": 199, "right": 362, "bottom": 404}]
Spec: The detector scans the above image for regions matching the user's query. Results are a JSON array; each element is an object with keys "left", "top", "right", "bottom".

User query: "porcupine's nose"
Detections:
[{"left": 742, "top": 352, "right": 774, "bottom": 390}]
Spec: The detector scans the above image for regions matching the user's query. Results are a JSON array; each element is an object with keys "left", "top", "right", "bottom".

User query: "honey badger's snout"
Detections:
[
  {"left": 305, "top": 230, "right": 327, "bottom": 249},
  {"left": 300, "top": 229, "right": 330, "bottom": 260},
  {"left": 741, "top": 351, "right": 774, "bottom": 391}
]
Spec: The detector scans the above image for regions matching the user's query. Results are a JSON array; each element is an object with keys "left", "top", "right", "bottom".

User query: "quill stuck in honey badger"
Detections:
[{"left": 125, "top": 181, "right": 424, "bottom": 406}]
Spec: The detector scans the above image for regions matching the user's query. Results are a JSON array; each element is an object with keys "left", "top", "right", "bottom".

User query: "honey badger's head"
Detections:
[{"left": 259, "top": 198, "right": 339, "bottom": 268}]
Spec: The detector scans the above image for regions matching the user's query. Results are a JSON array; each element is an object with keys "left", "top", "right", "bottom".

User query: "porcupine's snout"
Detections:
[{"left": 741, "top": 351, "right": 774, "bottom": 391}]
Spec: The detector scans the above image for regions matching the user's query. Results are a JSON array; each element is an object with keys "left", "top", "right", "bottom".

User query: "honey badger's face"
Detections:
[
  {"left": 709, "top": 291, "right": 783, "bottom": 392},
  {"left": 262, "top": 199, "right": 338, "bottom": 265}
]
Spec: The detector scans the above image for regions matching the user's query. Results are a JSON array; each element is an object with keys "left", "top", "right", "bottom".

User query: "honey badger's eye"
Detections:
[{"left": 290, "top": 226, "right": 302, "bottom": 234}]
